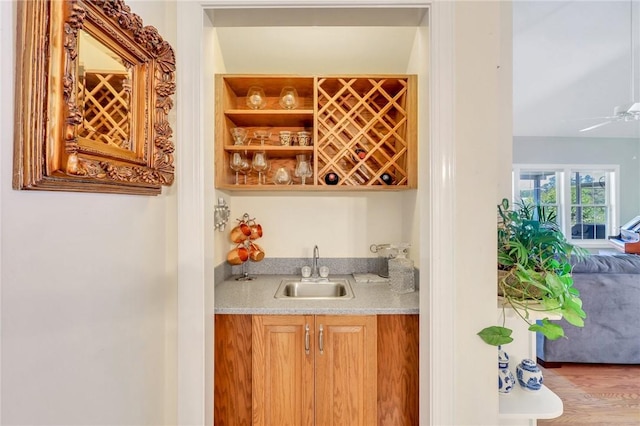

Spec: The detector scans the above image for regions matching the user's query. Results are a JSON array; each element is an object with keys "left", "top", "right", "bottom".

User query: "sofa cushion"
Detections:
[
  {"left": 538, "top": 253, "right": 640, "bottom": 364},
  {"left": 571, "top": 254, "right": 640, "bottom": 274}
]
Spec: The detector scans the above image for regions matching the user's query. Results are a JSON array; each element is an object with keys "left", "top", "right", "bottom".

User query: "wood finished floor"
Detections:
[{"left": 538, "top": 364, "right": 640, "bottom": 425}]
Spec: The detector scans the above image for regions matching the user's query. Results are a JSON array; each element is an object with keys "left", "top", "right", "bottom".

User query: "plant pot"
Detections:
[{"left": 497, "top": 269, "right": 543, "bottom": 299}]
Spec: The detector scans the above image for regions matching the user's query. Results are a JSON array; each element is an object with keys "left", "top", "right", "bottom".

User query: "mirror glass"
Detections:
[{"left": 77, "top": 30, "right": 133, "bottom": 151}]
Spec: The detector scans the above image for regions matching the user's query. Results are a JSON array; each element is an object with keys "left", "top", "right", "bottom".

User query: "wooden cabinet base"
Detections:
[
  {"left": 214, "top": 314, "right": 252, "bottom": 425},
  {"left": 214, "top": 314, "right": 418, "bottom": 425},
  {"left": 377, "top": 314, "right": 420, "bottom": 426}
]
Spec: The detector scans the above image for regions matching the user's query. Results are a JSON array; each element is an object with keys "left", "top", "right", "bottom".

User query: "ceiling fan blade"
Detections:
[
  {"left": 569, "top": 115, "right": 617, "bottom": 121},
  {"left": 579, "top": 121, "right": 613, "bottom": 132},
  {"left": 563, "top": 116, "right": 617, "bottom": 125}
]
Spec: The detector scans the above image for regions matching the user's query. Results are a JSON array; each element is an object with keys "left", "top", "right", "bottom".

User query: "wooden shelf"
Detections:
[
  {"left": 224, "top": 110, "right": 314, "bottom": 127},
  {"left": 215, "top": 74, "right": 417, "bottom": 190},
  {"left": 225, "top": 145, "right": 314, "bottom": 158},
  {"left": 499, "top": 384, "right": 563, "bottom": 419},
  {"left": 216, "top": 183, "right": 410, "bottom": 191},
  {"left": 496, "top": 302, "right": 563, "bottom": 422}
]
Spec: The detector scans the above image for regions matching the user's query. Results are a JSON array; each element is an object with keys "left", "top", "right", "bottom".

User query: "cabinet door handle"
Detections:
[
  {"left": 304, "top": 324, "right": 310, "bottom": 355},
  {"left": 318, "top": 324, "right": 324, "bottom": 355}
]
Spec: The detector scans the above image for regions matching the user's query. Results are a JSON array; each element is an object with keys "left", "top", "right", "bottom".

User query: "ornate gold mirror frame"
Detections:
[{"left": 14, "top": 0, "right": 176, "bottom": 195}]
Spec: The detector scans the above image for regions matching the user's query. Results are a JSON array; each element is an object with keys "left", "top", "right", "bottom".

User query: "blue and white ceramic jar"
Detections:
[
  {"left": 516, "top": 358, "right": 543, "bottom": 391},
  {"left": 498, "top": 346, "right": 515, "bottom": 394}
]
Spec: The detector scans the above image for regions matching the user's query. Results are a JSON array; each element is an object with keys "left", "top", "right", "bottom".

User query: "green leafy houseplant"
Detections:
[{"left": 478, "top": 198, "right": 589, "bottom": 346}]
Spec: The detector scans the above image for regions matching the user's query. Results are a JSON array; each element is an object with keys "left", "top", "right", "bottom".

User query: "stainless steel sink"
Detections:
[{"left": 274, "top": 279, "right": 354, "bottom": 300}]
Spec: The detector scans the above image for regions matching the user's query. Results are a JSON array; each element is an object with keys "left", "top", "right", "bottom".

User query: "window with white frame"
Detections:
[{"left": 513, "top": 164, "right": 619, "bottom": 246}]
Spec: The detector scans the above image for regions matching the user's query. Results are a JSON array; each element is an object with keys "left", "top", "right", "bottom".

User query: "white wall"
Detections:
[
  {"left": 451, "top": 1, "right": 511, "bottom": 424},
  {"left": 1, "top": 1, "right": 177, "bottom": 425},
  {"left": 229, "top": 193, "right": 409, "bottom": 258},
  {"left": 212, "top": 27, "right": 231, "bottom": 272}
]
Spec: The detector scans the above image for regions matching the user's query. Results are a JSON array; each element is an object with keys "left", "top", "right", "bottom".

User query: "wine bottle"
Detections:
[
  {"left": 352, "top": 148, "right": 371, "bottom": 183},
  {"left": 324, "top": 172, "right": 339, "bottom": 185}
]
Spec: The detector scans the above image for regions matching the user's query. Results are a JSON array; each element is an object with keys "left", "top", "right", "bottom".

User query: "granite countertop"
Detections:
[{"left": 214, "top": 274, "right": 419, "bottom": 314}]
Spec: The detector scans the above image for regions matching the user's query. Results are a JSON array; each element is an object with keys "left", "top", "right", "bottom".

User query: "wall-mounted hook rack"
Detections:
[{"left": 214, "top": 197, "right": 230, "bottom": 231}]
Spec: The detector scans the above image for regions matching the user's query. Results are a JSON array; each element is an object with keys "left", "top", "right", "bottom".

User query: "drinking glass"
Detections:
[
  {"left": 230, "top": 127, "right": 247, "bottom": 145},
  {"left": 246, "top": 86, "right": 267, "bottom": 110},
  {"left": 296, "top": 130, "right": 311, "bottom": 146},
  {"left": 294, "top": 154, "right": 313, "bottom": 185},
  {"left": 273, "top": 167, "right": 292, "bottom": 185},
  {"left": 239, "top": 156, "right": 251, "bottom": 184},
  {"left": 279, "top": 86, "right": 299, "bottom": 109},
  {"left": 252, "top": 151, "right": 269, "bottom": 185},
  {"left": 229, "top": 152, "right": 248, "bottom": 185}
]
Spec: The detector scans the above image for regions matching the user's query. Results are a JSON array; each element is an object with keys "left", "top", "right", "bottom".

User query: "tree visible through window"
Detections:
[
  {"left": 571, "top": 171, "right": 608, "bottom": 240},
  {"left": 516, "top": 170, "right": 558, "bottom": 221}
]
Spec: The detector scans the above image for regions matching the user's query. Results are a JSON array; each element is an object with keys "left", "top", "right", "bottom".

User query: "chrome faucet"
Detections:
[{"left": 311, "top": 245, "right": 320, "bottom": 278}]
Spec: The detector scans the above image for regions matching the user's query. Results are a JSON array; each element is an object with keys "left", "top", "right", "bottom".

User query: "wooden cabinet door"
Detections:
[
  {"left": 214, "top": 314, "right": 253, "bottom": 426},
  {"left": 315, "top": 315, "right": 377, "bottom": 426},
  {"left": 377, "top": 314, "right": 419, "bottom": 426},
  {"left": 252, "top": 315, "right": 314, "bottom": 426}
]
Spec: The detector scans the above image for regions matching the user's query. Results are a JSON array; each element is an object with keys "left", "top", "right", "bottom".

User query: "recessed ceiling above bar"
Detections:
[{"left": 206, "top": 7, "right": 428, "bottom": 27}]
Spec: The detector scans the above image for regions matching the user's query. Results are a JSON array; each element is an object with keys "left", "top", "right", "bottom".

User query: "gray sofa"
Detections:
[{"left": 537, "top": 254, "right": 640, "bottom": 365}]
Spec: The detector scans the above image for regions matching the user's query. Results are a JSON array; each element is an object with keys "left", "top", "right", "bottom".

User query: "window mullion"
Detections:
[{"left": 561, "top": 169, "right": 571, "bottom": 238}]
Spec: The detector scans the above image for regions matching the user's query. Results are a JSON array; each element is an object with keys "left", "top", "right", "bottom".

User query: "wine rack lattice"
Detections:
[
  {"left": 78, "top": 71, "right": 132, "bottom": 150},
  {"left": 215, "top": 74, "right": 415, "bottom": 190},
  {"left": 316, "top": 77, "right": 410, "bottom": 186}
]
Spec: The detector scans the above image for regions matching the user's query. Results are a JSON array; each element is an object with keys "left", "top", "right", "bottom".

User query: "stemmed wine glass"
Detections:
[
  {"left": 294, "top": 154, "right": 313, "bottom": 185},
  {"left": 239, "top": 157, "right": 251, "bottom": 183},
  {"left": 229, "top": 151, "right": 250, "bottom": 185},
  {"left": 252, "top": 151, "right": 269, "bottom": 185},
  {"left": 253, "top": 130, "right": 271, "bottom": 145}
]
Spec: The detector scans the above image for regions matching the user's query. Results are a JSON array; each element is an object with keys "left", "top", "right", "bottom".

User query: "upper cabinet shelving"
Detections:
[{"left": 215, "top": 74, "right": 417, "bottom": 190}]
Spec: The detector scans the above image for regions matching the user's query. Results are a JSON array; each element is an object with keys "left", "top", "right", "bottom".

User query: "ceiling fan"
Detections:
[
  {"left": 580, "top": 0, "right": 640, "bottom": 132},
  {"left": 579, "top": 103, "right": 640, "bottom": 132}
]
